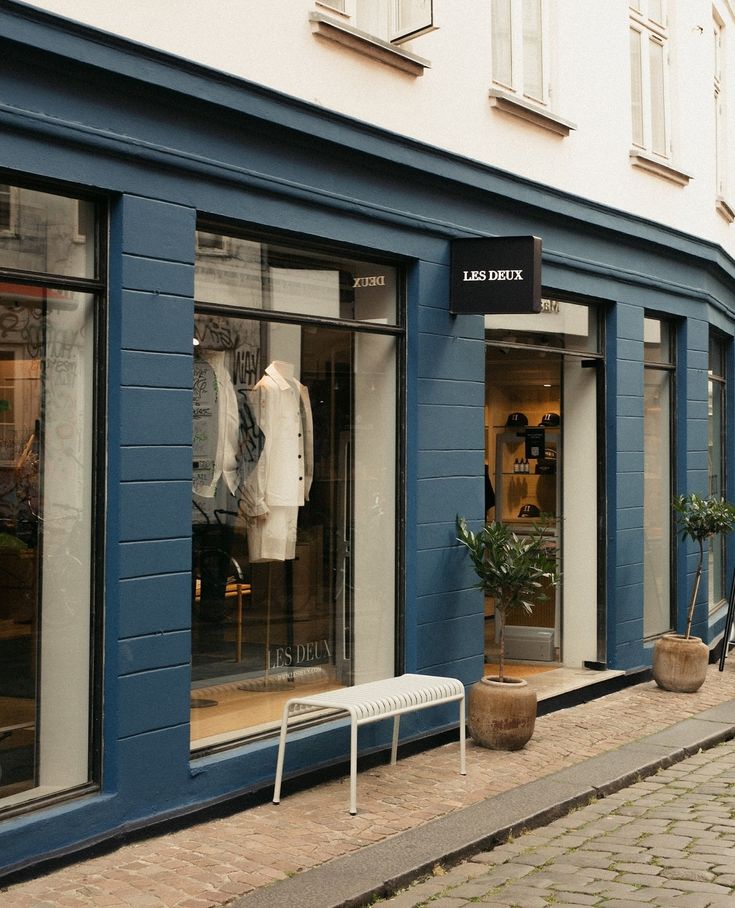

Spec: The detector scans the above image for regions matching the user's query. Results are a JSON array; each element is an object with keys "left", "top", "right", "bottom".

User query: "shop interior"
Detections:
[{"left": 484, "top": 345, "right": 562, "bottom": 671}]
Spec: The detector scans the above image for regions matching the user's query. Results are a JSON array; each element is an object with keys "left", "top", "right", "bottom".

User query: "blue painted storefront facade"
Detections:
[{"left": 2, "top": 0, "right": 735, "bottom": 875}]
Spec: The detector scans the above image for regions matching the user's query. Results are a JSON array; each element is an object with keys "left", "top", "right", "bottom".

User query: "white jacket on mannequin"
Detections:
[{"left": 243, "top": 360, "right": 314, "bottom": 561}]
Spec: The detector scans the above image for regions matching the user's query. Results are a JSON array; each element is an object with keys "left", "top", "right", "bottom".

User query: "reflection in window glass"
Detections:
[
  {"left": 0, "top": 186, "right": 95, "bottom": 279},
  {"left": 485, "top": 299, "right": 600, "bottom": 355},
  {"left": 0, "top": 282, "right": 95, "bottom": 804},
  {"left": 708, "top": 334, "right": 727, "bottom": 609},
  {"left": 643, "top": 317, "right": 673, "bottom": 637},
  {"left": 195, "top": 232, "right": 398, "bottom": 324},
  {"left": 191, "top": 241, "right": 398, "bottom": 749}
]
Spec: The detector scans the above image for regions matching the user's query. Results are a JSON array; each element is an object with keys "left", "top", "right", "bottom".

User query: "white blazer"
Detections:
[{"left": 242, "top": 361, "right": 314, "bottom": 516}]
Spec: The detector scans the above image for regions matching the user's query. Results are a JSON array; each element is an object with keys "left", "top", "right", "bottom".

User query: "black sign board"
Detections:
[
  {"left": 525, "top": 428, "right": 545, "bottom": 460},
  {"left": 450, "top": 235, "right": 542, "bottom": 315}
]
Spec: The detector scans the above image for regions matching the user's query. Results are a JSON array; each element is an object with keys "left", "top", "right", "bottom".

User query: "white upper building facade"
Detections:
[{"left": 23, "top": 0, "right": 735, "bottom": 252}]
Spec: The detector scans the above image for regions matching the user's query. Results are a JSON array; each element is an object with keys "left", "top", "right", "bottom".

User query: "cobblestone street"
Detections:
[{"left": 380, "top": 738, "right": 735, "bottom": 907}]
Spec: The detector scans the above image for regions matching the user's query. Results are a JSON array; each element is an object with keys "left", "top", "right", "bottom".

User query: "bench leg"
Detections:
[
  {"left": 391, "top": 715, "right": 400, "bottom": 765},
  {"left": 272, "top": 702, "right": 292, "bottom": 804},
  {"left": 349, "top": 719, "right": 358, "bottom": 816},
  {"left": 459, "top": 696, "right": 466, "bottom": 776}
]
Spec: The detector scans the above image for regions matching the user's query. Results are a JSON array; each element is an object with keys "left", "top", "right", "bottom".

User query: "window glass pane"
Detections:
[
  {"left": 355, "top": 0, "right": 392, "bottom": 39},
  {"left": 644, "top": 326, "right": 672, "bottom": 637},
  {"left": 0, "top": 282, "right": 94, "bottom": 803},
  {"left": 195, "top": 232, "right": 398, "bottom": 324},
  {"left": 394, "top": 0, "right": 432, "bottom": 41},
  {"left": 709, "top": 335, "right": 725, "bottom": 376},
  {"left": 485, "top": 299, "right": 600, "bottom": 355},
  {"left": 492, "top": 0, "right": 513, "bottom": 87},
  {"left": 0, "top": 185, "right": 95, "bottom": 280},
  {"left": 522, "top": 0, "right": 544, "bottom": 100},
  {"left": 708, "top": 374, "right": 726, "bottom": 607},
  {"left": 644, "top": 316, "right": 672, "bottom": 363},
  {"left": 0, "top": 186, "right": 14, "bottom": 234},
  {"left": 649, "top": 37, "right": 667, "bottom": 155},
  {"left": 630, "top": 28, "right": 644, "bottom": 147},
  {"left": 190, "top": 314, "right": 397, "bottom": 747}
]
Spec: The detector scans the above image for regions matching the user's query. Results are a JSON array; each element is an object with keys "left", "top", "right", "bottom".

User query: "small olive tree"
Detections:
[
  {"left": 457, "top": 517, "right": 558, "bottom": 682},
  {"left": 673, "top": 493, "right": 735, "bottom": 639}
]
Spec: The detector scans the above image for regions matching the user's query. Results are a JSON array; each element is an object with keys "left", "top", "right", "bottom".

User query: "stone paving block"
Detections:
[
  {"left": 585, "top": 900, "right": 648, "bottom": 908},
  {"left": 548, "top": 895, "right": 600, "bottom": 906}
]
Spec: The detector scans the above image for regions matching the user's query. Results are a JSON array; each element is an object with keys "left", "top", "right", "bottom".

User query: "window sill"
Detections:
[
  {"left": 309, "top": 12, "right": 430, "bottom": 76},
  {"left": 716, "top": 196, "right": 735, "bottom": 224},
  {"left": 488, "top": 89, "right": 576, "bottom": 137},
  {"left": 629, "top": 150, "right": 691, "bottom": 186}
]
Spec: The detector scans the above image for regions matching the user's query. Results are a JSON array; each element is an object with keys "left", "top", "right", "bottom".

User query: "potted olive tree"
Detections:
[
  {"left": 653, "top": 493, "right": 735, "bottom": 692},
  {"left": 457, "top": 517, "right": 558, "bottom": 750}
]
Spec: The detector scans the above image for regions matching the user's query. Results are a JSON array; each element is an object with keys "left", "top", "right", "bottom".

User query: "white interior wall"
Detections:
[
  {"left": 353, "top": 333, "right": 396, "bottom": 683},
  {"left": 561, "top": 357, "right": 598, "bottom": 667}
]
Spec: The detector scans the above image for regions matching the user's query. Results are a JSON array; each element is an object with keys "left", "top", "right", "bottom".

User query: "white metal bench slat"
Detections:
[{"left": 272, "top": 673, "right": 466, "bottom": 815}]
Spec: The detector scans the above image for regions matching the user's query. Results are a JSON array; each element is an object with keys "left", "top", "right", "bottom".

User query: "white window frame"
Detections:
[
  {"left": 315, "top": 0, "right": 433, "bottom": 44},
  {"left": 629, "top": 1, "right": 671, "bottom": 160},
  {"left": 491, "top": 0, "right": 550, "bottom": 106}
]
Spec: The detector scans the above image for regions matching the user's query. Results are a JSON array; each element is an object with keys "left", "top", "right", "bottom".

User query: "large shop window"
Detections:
[
  {"left": 708, "top": 333, "right": 728, "bottom": 611},
  {"left": 643, "top": 316, "right": 674, "bottom": 637},
  {"left": 0, "top": 182, "right": 101, "bottom": 809},
  {"left": 192, "top": 230, "right": 400, "bottom": 749}
]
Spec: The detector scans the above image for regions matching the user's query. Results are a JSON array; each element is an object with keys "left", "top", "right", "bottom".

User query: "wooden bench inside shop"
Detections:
[{"left": 272, "top": 673, "right": 467, "bottom": 815}]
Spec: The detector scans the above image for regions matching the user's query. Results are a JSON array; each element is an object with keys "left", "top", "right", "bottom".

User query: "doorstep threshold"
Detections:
[{"left": 527, "top": 666, "right": 625, "bottom": 702}]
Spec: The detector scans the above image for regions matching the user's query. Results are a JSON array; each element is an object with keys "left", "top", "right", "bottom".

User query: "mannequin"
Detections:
[
  {"left": 242, "top": 360, "right": 314, "bottom": 562},
  {"left": 192, "top": 350, "right": 239, "bottom": 499}
]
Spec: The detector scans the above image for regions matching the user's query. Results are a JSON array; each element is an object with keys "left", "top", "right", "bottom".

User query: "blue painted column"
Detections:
[
  {"left": 110, "top": 194, "right": 197, "bottom": 809},
  {"left": 410, "top": 258, "right": 485, "bottom": 687},
  {"left": 606, "top": 301, "right": 645, "bottom": 669},
  {"left": 678, "top": 317, "right": 710, "bottom": 641}
]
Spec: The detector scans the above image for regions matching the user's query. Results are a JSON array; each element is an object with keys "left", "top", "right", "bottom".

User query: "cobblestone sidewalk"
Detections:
[
  {"left": 380, "top": 737, "right": 735, "bottom": 907},
  {"left": 4, "top": 664, "right": 735, "bottom": 907}
]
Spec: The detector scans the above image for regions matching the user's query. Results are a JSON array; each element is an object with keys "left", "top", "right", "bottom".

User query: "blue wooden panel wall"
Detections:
[{"left": 114, "top": 195, "right": 196, "bottom": 806}]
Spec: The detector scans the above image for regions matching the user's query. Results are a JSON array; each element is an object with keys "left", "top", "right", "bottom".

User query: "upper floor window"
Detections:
[
  {"left": 714, "top": 16, "right": 724, "bottom": 192},
  {"left": 311, "top": 0, "right": 432, "bottom": 76},
  {"left": 713, "top": 12, "right": 732, "bottom": 219},
  {"left": 316, "top": 0, "right": 433, "bottom": 43},
  {"left": 491, "top": 0, "right": 547, "bottom": 104},
  {"left": 629, "top": 1, "right": 669, "bottom": 158}
]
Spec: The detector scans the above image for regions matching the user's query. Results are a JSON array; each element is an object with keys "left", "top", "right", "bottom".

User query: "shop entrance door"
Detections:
[{"left": 485, "top": 330, "right": 601, "bottom": 667}]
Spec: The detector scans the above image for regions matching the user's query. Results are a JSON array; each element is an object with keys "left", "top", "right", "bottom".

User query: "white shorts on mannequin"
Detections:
[{"left": 247, "top": 506, "right": 298, "bottom": 562}]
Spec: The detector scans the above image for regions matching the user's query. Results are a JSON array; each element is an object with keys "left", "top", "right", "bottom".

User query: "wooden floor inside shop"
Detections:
[{"left": 190, "top": 674, "right": 343, "bottom": 746}]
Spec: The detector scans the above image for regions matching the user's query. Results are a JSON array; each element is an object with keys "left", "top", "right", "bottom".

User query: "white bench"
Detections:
[{"left": 272, "top": 673, "right": 466, "bottom": 815}]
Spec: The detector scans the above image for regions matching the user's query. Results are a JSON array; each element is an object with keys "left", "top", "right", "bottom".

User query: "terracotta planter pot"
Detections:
[
  {"left": 468, "top": 676, "right": 537, "bottom": 750},
  {"left": 652, "top": 633, "right": 709, "bottom": 693}
]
